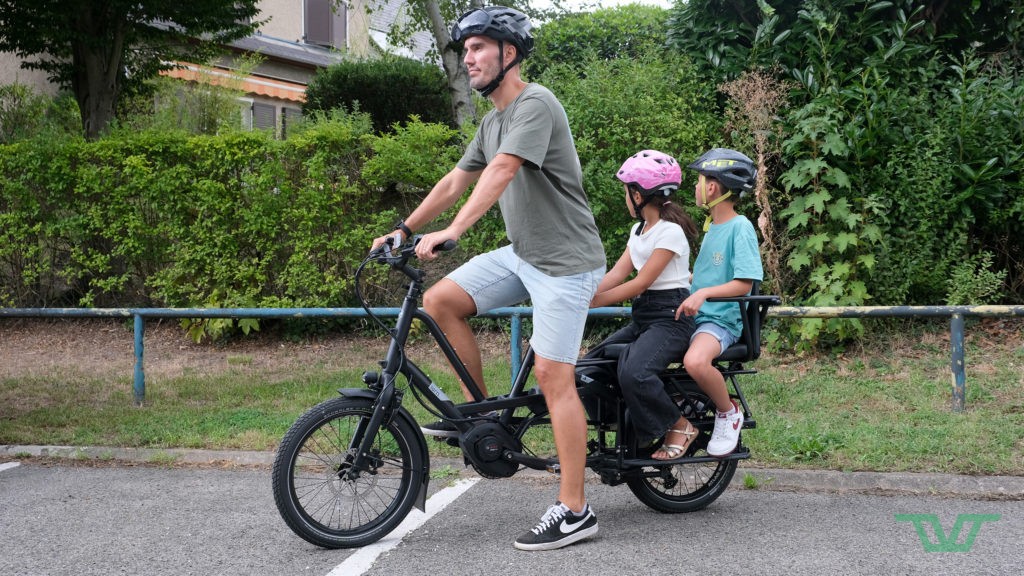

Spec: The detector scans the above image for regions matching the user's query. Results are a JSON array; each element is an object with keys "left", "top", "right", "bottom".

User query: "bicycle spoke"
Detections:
[{"left": 284, "top": 408, "right": 411, "bottom": 532}]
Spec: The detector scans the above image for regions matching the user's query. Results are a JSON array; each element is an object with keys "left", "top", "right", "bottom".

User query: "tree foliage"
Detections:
[
  {"left": 667, "top": 0, "right": 1023, "bottom": 346},
  {"left": 524, "top": 4, "right": 670, "bottom": 79},
  {"left": 0, "top": 0, "right": 261, "bottom": 140},
  {"left": 667, "top": 0, "right": 1022, "bottom": 87}
]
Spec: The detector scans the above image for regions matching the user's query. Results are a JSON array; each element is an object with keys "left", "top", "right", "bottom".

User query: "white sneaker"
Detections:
[{"left": 707, "top": 400, "right": 743, "bottom": 456}]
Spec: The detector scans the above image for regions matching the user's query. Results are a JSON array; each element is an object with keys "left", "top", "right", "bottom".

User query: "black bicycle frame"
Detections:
[{"left": 345, "top": 243, "right": 758, "bottom": 480}]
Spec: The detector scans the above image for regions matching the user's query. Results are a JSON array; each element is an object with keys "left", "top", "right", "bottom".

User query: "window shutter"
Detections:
[
  {"left": 305, "top": 0, "right": 346, "bottom": 48},
  {"left": 305, "top": 0, "right": 332, "bottom": 47},
  {"left": 252, "top": 102, "right": 276, "bottom": 132}
]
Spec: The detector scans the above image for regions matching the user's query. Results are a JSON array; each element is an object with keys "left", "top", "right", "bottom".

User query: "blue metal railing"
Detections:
[{"left": 3, "top": 305, "right": 1022, "bottom": 411}]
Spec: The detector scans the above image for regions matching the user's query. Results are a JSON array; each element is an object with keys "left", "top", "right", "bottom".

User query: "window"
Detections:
[
  {"left": 252, "top": 102, "right": 276, "bottom": 132},
  {"left": 304, "top": 0, "right": 347, "bottom": 48},
  {"left": 282, "top": 107, "right": 303, "bottom": 139}
]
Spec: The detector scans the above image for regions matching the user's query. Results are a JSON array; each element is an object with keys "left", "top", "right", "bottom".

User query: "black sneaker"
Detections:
[
  {"left": 514, "top": 502, "right": 598, "bottom": 551},
  {"left": 419, "top": 419, "right": 458, "bottom": 438}
]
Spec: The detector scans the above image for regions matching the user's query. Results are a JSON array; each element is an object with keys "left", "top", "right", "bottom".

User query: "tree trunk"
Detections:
[
  {"left": 70, "top": 8, "right": 125, "bottom": 140},
  {"left": 423, "top": 0, "right": 475, "bottom": 127}
]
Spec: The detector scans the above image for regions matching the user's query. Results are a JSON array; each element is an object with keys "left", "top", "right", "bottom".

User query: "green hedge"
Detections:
[{"left": 0, "top": 112, "right": 406, "bottom": 315}]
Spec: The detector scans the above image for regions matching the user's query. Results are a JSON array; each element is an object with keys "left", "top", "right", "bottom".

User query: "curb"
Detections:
[
  {"left": 0, "top": 444, "right": 273, "bottom": 467},
  {"left": 4, "top": 444, "right": 1023, "bottom": 500},
  {"left": 736, "top": 467, "right": 1024, "bottom": 500}
]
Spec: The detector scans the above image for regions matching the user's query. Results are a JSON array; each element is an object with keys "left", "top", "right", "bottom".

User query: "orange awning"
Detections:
[{"left": 163, "top": 63, "right": 306, "bottom": 103}]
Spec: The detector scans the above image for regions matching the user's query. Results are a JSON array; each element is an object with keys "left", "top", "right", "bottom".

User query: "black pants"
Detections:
[{"left": 585, "top": 288, "right": 695, "bottom": 444}]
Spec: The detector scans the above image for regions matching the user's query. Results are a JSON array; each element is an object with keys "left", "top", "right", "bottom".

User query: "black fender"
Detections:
[{"left": 338, "top": 388, "right": 430, "bottom": 512}]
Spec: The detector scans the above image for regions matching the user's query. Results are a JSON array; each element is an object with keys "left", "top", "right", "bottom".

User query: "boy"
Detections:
[{"left": 674, "top": 148, "right": 763, "bottom": 456}]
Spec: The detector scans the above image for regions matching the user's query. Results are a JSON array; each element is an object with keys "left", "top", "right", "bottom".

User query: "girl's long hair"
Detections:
[{"left": 645, "top": 194, "right": 698, "bottom": 246}]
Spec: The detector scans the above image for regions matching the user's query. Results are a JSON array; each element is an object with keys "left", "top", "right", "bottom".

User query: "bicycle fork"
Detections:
[{"left": 341, "top": 376, "right": 401, "bottom": 481}]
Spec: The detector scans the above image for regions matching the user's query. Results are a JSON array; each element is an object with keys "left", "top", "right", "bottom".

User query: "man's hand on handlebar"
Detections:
[
  {"left": 370, "top": 230, "right": 405, "bottom": 254},
  {"left": 368, "top": 228, "right": 459, "bottom": 261},
  {"left": 414, "top": 229, "right": 459, "bottom": 261}
]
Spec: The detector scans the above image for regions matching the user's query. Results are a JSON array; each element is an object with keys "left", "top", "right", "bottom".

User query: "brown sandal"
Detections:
[{"left": 652, "top": 421, "right": 698, "bottom": 460}]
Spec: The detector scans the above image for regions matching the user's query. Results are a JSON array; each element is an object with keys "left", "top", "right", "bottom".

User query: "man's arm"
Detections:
[
  {"left": 406, "top": 167, "right": 482, "bottom": 232},
  {"left": 372, "top": 166, "right": 481, "bottom": 251},
  {"left": 416, "top": 153, "right": 524, "bottom": 258}
]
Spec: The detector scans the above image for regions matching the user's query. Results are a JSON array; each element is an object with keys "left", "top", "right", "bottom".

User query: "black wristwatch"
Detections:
[{"left": 393, "top": 220, "right": 412, "bottom": 237}]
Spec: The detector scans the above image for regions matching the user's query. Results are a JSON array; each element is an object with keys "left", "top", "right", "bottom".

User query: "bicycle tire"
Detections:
[
  {"left": 271, "top": 396, "right": 426, "bottom": 548},
  {"left": 625, "top": 388, "right": 738, "bottom": 513}
]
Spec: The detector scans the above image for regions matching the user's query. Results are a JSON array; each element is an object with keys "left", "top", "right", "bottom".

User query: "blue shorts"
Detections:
[
  {"left": 447, "top": 245, "right": 604, "bottom": 364},
  {"left": 692, "top": 322, "right": 739, "bottom": 356}
]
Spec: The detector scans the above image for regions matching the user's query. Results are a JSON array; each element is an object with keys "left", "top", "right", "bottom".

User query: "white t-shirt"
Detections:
[{"left": 627, "top": 219, "right": 691, "bottom": 291}]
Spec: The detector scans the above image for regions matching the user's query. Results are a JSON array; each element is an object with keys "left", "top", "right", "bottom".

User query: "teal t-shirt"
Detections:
[{"left": 692, "top": 215, "right": 763, "bottom": 337}]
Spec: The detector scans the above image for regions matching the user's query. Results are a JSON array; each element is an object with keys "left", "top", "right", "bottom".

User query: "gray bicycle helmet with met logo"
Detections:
[
  {"left": 687, "top": 148, "right": 757, "bottom": 194},
  {"left": 450, "top": 6, "right": 534, "bottom": 60}
]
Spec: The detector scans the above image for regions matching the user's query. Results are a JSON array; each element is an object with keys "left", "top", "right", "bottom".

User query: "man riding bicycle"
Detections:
[{"left": 371, "top": 6, "right": 606, "bottom": 551}]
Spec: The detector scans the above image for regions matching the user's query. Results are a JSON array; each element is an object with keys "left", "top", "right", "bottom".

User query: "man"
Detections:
[{"left": 372, "top": 6, "right": 606, "bottom": 551}]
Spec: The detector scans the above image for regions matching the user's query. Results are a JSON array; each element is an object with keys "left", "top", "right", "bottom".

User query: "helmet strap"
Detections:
[
  {"left": 700, "top": 177, "right": 732, "bottom": 232},
  {"left": 478, "top": 40, "right": 521, "bottom": 97},
  {"left": 630, "top": 190, "right": 652, "bottom": 236}
]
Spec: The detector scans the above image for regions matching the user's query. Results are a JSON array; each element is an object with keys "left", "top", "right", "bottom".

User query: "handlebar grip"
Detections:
[
  {"left": 410, "top": 235, "right": 458, "bottom": 253},
  {"left": 369, "top": 235, "right": 458, "bottom": 260}
]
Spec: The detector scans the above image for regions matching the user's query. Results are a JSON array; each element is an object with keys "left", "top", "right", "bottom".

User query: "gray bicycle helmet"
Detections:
[
  {"left": 687, "top": 148, "right": 757, "bottom": 194},
  {"left": 450, "top": 6, "right": 534, "bottom": 59},
  {"left": 450, "top": 6, "right": 534, "bottom": 97}
]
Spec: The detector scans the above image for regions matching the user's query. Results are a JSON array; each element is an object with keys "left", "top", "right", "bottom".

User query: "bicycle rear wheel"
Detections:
[
  {"left": 625, "top": 388, "right": 738, "bottom": 513},
  {"left": 271, "top": 396, "right": 426, "bottom": 548}
]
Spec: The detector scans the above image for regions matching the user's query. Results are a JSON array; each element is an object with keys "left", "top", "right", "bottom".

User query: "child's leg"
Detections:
[
  {"left": 683, "top": 332, "right": 733, "bottom": 411},
  {"left": 584, "top": 322, "right": 640, "bottom": 360},
  {"left": 617, "top": 318, "right": 691, "bottom": 443},
  {"left": 684, "top": 324, "right": 743, "bottom": 456}
]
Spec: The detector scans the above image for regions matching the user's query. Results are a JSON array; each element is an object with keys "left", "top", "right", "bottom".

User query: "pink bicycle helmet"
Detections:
[{"left": 616, "top": 149, "right": 682, "bottom": 197}]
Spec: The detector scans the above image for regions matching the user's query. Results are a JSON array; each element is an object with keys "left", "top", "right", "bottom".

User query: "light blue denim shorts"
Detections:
[
  {"left": 692, "top": 321, "right": 740, "bottom": 356},
  {"left": 447, "top": 245, "right": 604, "bottom": 364}
]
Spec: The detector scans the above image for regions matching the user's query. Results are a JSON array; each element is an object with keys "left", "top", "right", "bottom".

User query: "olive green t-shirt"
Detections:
[{"left": 457, "top": 83, "right": 606, "bottom": 276}]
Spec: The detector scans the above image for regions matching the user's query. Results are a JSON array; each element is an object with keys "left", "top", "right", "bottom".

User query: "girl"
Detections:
[{"left": 587, "top": 150, "right": 700, "bottom": 460}]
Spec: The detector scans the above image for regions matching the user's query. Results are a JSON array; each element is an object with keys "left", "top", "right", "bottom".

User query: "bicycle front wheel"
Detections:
[{"left": 271, "top": 396, "right": 426, "bottom": 549}]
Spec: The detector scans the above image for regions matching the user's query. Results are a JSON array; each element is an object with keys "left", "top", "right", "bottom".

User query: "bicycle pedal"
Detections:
[{"left": 546, "top": 463, "right": 561, "bottom": 475}]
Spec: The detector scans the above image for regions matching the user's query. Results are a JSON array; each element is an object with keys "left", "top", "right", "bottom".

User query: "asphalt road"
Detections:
[{"left": 1, "top": 451, "right": 1022, "bottom": 576}]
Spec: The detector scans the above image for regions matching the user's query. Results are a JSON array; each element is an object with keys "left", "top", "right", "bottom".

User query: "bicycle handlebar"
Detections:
[{"left": 371, "top": 235, "right": 458, "bottom": 262}]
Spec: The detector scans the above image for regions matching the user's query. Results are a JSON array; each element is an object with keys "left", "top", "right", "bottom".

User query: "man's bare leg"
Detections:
[
  {"left": 533, "top": 356, "right": 586, "bottom": 512},
  {"left": 422, "top": 278, "right": 488, "bottom": 399}
]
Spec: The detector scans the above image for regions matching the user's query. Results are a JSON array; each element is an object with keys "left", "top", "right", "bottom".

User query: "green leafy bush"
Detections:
[
  {"left": 0, "top": 83, "right": 80, "bottom": 143},
  {"left": 946, "top": 251, "right": 1007, "bottom": 305},
  {"left": 668, "top": 1, "right": 1022, "bottom": 324},
  {"left": 526, "top": 5, "right": 670, "bottom": 79},
  {"left": 304, "top": 56, "right": 453, "bottom": 132},
  {"left": 0, "top": 112, "right": 389, "bottom": 319}
]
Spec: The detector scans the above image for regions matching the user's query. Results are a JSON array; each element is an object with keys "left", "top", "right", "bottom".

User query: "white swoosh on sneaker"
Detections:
[{"left": 559, "top": 515, "right": 588, "bottom": 534}]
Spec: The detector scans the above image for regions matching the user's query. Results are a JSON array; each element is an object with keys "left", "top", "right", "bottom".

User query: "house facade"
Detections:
[
  {"left": 0, "top": 0, "right": 434, "bottom": 138},
  {"left": 165, "top": 0, "right": 371, "bottom": 137}
]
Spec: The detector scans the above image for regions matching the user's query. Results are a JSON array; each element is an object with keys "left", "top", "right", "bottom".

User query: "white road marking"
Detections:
[
  {"left": 327, "top": 477, "right": 480, "bottom": 576},
  {"left": 0, "top": 461, "right": 21, "bottom": 473}
]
